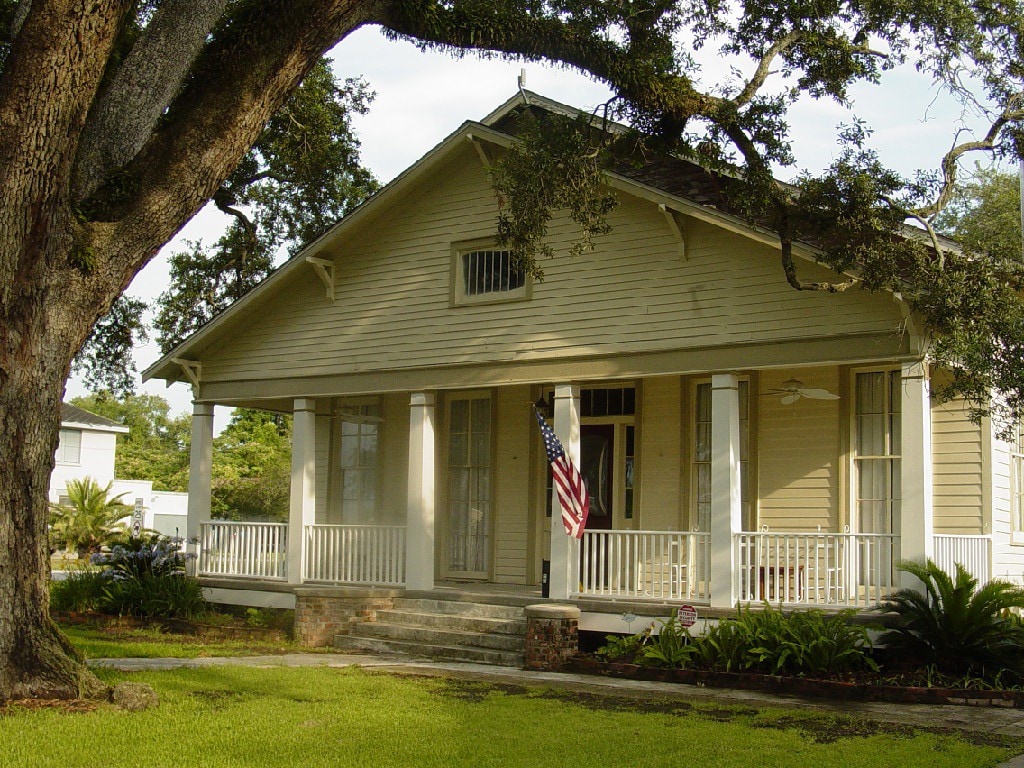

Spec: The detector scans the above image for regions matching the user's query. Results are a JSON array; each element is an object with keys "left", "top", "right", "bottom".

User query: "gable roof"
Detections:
[
  {"left": 60, "top": 403, "right": 130, "bottom": 433},
  {"left": 141, "top": 90, "right": 916, "bottom": 386}
]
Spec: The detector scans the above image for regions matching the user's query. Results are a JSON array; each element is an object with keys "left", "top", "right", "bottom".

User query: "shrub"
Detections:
[
  {"left": 876, "top": 559, "right": 1024, "bottom": 682},
  {"left": 97, "top": 573, "right": 206, "bottom": 620},
  {"left": 85, "top": 533, "right": 206, "bottom": 620},
  {"left": 50, "top": 569, "right": 113, "bottom": 612},
  {"left": 595, "top": 605, "right": 877, "bottom": 676}
]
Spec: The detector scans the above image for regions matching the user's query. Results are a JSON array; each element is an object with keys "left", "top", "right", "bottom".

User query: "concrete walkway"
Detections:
[{"left": 89, "top": 652, "right": 1024, "bottom": 766}]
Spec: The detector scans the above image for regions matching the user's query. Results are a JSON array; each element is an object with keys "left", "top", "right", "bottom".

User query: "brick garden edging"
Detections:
[{"left": 564, "top": 657, "right": 1024, "bottom": 708}]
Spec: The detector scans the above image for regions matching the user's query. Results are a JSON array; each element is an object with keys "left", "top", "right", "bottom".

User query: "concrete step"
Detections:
[
  {"left": 333, "top": 634, "right": 524, "bottom": 667},
  {"left": 375, "top": 609, "right": 526, "bottom": 636},
  {"left": 390, "top": 597, "right": 525, "bottom": 621},
  {"left": 355, "top": 621, "right": 524, "bottom": 652}
]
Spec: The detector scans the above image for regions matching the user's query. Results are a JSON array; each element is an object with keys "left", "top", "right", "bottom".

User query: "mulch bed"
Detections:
[{"left": 565, "top": 656, "right": 1024, "bottom": 708}]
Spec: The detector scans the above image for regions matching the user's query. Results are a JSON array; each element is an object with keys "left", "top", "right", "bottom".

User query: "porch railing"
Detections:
[
  {"left": 578, "top": 530, "right": 711, "bottom": 601},
  {"left": 198, "top": 521, "right": 288, "bottom": 580},
  {"left": 734, "top": 531, "right": 900, "bottom": 607},
  {"left": 933, "top": 534, "right": 991, "bottom": 585},
  {"left": 303, "top": 524, "right": 406, "bottom": 586}
]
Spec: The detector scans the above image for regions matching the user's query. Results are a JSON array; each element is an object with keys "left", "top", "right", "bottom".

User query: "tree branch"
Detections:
[
  {"left": 72, "top": 0, "right": 231, "bottom": 203},
  {"left": 732, "top": 31, "right": 803, "bottom": 108},
  {"left": 0, "top": 0, "right": 132, "bottom": 302},
  {"left": 912, "top": 95, "right": 1024, "bottom": 220},
  {"left": 87, "top": 0, "right": 380, "bottom": 280}
]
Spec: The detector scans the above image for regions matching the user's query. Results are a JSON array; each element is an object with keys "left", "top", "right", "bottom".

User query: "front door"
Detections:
[{"left": 581, "top": 424, "right": 614, "bottom": 531}]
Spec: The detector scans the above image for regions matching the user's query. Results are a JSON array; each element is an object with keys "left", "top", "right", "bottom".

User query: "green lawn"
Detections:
[
  {"left": 0, "top": 667, "right": 1015, "bottom": 768},
  {"left": 59, "top": 622, "right": 318, "bottom": 659}
]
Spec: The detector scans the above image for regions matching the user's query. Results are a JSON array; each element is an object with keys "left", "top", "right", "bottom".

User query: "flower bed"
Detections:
[{"left": 566, "top": 656, "right": 1024, "bottom": 708}]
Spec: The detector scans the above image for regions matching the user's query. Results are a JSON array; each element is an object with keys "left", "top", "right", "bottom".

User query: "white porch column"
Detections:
[
  {"left": 548, "top": 383, "right": 582, "bottom": 600},
  {"left": 710, "top": 374, "right": 743, "bottom": 609},
  {"left": 287, "top": 398, "right": 317, "bottom": 585},
  {"left": 900, "top": 361, "right": 934, "bottom": 587},
  {"left": 185, "top": 401, "right": 214, "bottom": 576},
  {"left": 406, "top": 392, "right": 436, "bottom": 591}
]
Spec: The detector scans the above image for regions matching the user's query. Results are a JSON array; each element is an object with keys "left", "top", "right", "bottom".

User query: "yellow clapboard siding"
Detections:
[
  {"left": 931, "top": 398, "right": 983, "bottom": 532},
  {"left": 198, "top": 146, "right": 904, "bottom": 384}
]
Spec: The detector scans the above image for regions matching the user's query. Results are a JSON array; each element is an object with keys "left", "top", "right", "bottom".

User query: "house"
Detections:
[
  {"left": 51, "top": 403, "right": 129, "bottom": 505},
  {"left": 142, "top": 91, "right": 1019, "bottom": 627},
  {"left": 51, "top": 403, "right": 188, "bottom": 538}
]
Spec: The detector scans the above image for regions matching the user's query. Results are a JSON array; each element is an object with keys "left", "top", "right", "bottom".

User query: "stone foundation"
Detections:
[
  {"left": 524, "top": 604, "right": 580, "bottom": 671},
  {"left": 294, "top": 588, "right": 401, "bottom": 647}
]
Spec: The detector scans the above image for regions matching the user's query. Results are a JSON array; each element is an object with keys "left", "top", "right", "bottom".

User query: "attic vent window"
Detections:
[
  {"left": 464, "top": 249, "right": 524, "bottom": 295},
  {"left": 453, "top": 244, "right": 531, "bottom": 306}
]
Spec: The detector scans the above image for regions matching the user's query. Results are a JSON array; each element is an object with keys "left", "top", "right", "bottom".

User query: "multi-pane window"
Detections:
[
  {"left": 460, "top": 249, "right": 526, "bottom": 300},
  {"left": 337, "top": 405, "right": 380, "bottom": 524},
  {"left": 447, "top": 397, "right": 491, "bottom": 574},
  {"left": 56, "top": 429, "right": 81, "bottom": 465},
  {"left": 853, "top": 371, "right": 901, "bottom": 534},
  {"left": 694, "top": 381, "right": 750, "bottom": 531},
  {"left": 1012, "top": 421, "right": 1024, "bottom": 539}
]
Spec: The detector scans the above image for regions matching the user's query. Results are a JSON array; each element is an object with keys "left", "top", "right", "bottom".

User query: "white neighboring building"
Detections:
[
  {"left": 51, "top": 403, "right": 128, "bottom": 504},
  {"left": 51, "top": 403, "right": 188, "bottom": 537}
]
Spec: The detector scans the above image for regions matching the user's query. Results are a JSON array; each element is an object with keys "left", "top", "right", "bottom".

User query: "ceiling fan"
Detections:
[{"left": 766, "top": 378, "right": 840, "bottom": 405}]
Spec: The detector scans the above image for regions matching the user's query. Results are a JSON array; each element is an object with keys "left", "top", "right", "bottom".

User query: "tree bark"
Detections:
[{"left": 0, "top": 0, "right": 385, "bottom": 702}]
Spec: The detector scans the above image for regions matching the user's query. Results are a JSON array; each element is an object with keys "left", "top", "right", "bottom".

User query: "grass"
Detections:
[
  {"left": 0, "top": 667, "right": 1015, "bottom": 767},
  {"left": 59, "top": 622, "right": 318, "bottom": 659}
]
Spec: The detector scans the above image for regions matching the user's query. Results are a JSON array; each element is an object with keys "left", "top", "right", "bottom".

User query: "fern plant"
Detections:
[{"left": 877, "top": 560, "right": 1024, "bottom": 682}]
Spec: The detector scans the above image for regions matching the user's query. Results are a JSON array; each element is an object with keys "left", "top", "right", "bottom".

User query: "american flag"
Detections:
[{"left": 534, "top": 407, "right": 589, "bottom": 539}]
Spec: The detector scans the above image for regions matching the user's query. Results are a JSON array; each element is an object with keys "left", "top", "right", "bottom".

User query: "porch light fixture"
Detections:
[{"left": 533, "top": 395, "right": 553, "bottom": 419}]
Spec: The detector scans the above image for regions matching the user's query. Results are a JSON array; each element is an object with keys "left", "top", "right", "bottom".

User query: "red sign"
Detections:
[{"left": 677, "top": 604, "right": 698, "bottom": 628}]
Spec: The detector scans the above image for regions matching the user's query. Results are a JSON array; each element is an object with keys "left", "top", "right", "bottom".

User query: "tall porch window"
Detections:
[
  {"left": 693, "top": 380, "right": 750, "bottom": 531},
  {"left": 853, "top": 370, "right": 901, "bottom": 534},
  {"left": 336, "top": 404, "right": 380, "bottom": 523},
  {"left": 1012, "top": 420, "right": 1024, "bottom": 542},
  {"left": 447, "top": 396, "right": 491, "bottom": 575}
]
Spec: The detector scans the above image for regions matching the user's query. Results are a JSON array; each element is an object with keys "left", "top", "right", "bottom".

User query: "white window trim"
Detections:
[{"left": 450, "top": 238, "right": 532, "bottom": 307}]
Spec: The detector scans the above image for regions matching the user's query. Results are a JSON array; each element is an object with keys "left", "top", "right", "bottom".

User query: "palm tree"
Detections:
[
  {"left": 877, "top": 559, "right": 1024, "bottom": 682},
  {"left": 49, "top": 478, "right": 130, "bottom": 555}
]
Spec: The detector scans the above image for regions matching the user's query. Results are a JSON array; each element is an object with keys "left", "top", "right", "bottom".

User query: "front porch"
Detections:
[
  {"left": 183, "top": 363, "right": 995, "bottom": 616},
  {"left": 194, "top": 519, "right": 992, "bottom": 610}
]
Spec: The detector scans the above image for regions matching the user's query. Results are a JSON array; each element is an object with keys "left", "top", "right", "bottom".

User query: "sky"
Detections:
[{"left": 63, "top": 23, "right": 1003, "bottom": 423}]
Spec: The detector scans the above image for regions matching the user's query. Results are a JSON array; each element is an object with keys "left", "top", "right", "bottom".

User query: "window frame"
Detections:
[
  {"left": 330, "top": 399, "right": 382, "bottom": 525},
  {"left": 450, "top": 239, "right": 531, "bottom": 307},
  {"left": 1011, "top": 419, "right": 1024, "bottom": 545},
  {"left": 56, "top": 428, "right": 82, "bottom": 465},
  {"left": 849, "top": 367, "right": 902, "bottom": 536},
  {"left": 443, "top": 391, "right": 494, "bottom": 578},
  {"left": 689, "top": 376, "right": 755, "bottom": 532}
]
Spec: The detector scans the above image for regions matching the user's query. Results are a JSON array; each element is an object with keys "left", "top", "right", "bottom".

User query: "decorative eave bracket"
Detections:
[
  {"left": 893, "top": 292, "right": 925, "bottom": 354},
  {"left": 171, "top": 358, "right": 201, "bottom": 388},
  {"left": 466, "top": 133, "right": 492, "bottom": 169},
  {"left": 659, "top": 204, "right": 688, "bottom": 260},
  {"left": 306, "top": 256, "right": 335, "bottom": 302}
]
